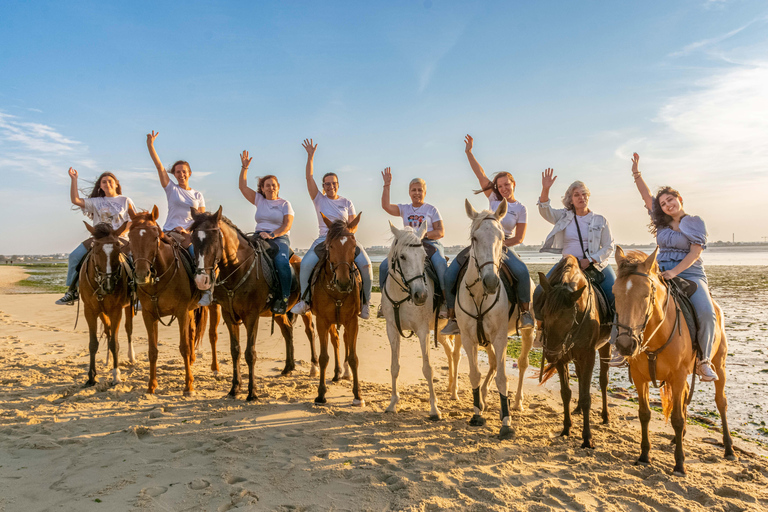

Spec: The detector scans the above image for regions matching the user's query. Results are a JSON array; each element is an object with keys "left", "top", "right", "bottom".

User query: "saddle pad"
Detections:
[
  {"left": 669, "top": 282, "right": 699, "bottom": 350},
  {"left": 589, "top": 279, "right": 613, "bottom": 325}
]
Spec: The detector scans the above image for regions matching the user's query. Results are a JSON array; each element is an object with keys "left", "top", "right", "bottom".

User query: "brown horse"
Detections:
[
  {"left": 127, "top": 205, "right": 209, "bottom": 396},
  {"left": 79, "top": 221, "right": 134, "bottom": 387},
  {"left": 189, "top": 206, "right": 316, "bottom": 401},
  {"left": 312, "top": 213, "right": 364, "bottom": 406},
  {"left": 537, "top": 255, "right": 611, "bottom": 448},
  {"left": 613, "top": 247, "right": 734, "bottom": 476}
]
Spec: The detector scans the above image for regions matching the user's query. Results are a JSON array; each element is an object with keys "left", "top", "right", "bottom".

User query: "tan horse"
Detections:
[
  {"left": 128, "top": 205, "right": 209, "bottom": 396},
  {"left": 80, "top": 222, "right": 134, "bottom": 387},
  {"left": 613, "top": 247, "right": 735, "bottom": 476}
]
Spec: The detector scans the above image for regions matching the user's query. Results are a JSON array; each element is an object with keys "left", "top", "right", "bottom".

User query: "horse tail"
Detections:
[
  {"left": 193, "top": 306, "right": 208, "bottom": 351},
  {"left": 538, "top": 363, "right": 558, "bottom": 385},
  {"left": 660, "top": 381, "right": 677, "bottom": 424}
]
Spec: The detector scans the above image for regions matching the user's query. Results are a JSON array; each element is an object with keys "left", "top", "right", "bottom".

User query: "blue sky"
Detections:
[{"left": 1, "top": 0, "right": 767, "bottom": 254}]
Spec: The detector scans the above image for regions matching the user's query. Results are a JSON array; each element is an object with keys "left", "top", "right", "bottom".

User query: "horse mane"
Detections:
[
  {"left": 91, "top": 223, "right": 113, "bottom": 240},
  {"left": 543, "top": 256, "right": 582, "bottom": 316},
  {"left": 188, "top": 212, "right": 250, "bottom": 245},
  {"left": 325, "top": 219, "right": 352, "bottom": 247},
  {"left": 220, "top": 216, "right": 251, "bottom": 244},
  {"left": 617, "top": 250, "right": 658, "bottom": 278},
  {"left": 549, "top": 255, "right": 579, "bottom": 285},
  {"left": 388, "top": 226, "right": 421, "bottom": 260}
]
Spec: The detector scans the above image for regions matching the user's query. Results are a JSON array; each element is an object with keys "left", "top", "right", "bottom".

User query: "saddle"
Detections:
[
  {"left": 452, "top": 246, "right": 518, "bottom": 320},
  {"left": 584, "top": 275, "right": 613, "bottom": 325},
  {"left": 667, "top": 277, "right": 699, "bottom": 350},
  {"left": 249, "top": 236, "right": 299, "bottom": 306}
]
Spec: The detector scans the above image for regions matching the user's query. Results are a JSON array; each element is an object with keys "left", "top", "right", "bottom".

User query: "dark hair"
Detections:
[
  {"left": 649, "top": 186, "right": 683, "bottom": 235},
  {"left": 257, "top": 175, "right": 280, "bottom": 198},
  {"left": 169, "top": 160, "right": 192, "bottom": 176},
  {"left": 88, "top": 172, "right": 122, "bottom": 198},
  {"left": 321, "top": 172, "right": 338, "bottom": 185},
  {"left": 474, "top": 172, "right": 515, "bottom": 198}
]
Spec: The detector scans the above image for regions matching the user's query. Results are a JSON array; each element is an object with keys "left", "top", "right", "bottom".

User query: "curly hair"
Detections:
[
  {"left": 562, "top": 181, "right": 590, "bottom": 211},
  {"left": 649, "top": 186, "right": 682, "bottom": 236},
  {"left": 88, "top": 172, "right": 122, "bottom": 198},
  {"left": 473, "top": 172, "right": 515, "bottom": 198},
  {"left": 257, "top": 175, "right": 279, "bottom": 198}
]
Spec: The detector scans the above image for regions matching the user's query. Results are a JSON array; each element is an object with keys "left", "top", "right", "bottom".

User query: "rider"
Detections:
[
  {"left": 441, "top": 135, "right": 533, "bottom": 335},
  {"left": 238, "top": 150, "right": 295, "bottom": 315},
  {"left": 378, "top": 168, "right": 447, "bottom": 317},
  {"left": 146, "top": 130, "right": 209, "bottom": 305},
  {"left": 290, "top": 139, "right": 373, "bottom": 319},
  {"left": 627, "top": 153, "right": 718, "bottom": 382},
  {"left": 533, "top": 169, "right": 615, "bottom": 342},
  {"left": 56, "top": 168, "right": 136, "bottom": 305}
]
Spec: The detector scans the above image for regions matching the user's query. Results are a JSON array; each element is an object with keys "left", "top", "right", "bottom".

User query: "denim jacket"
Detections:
[{"left": 537, "top": 199, "right": 614, "bottom": 270}]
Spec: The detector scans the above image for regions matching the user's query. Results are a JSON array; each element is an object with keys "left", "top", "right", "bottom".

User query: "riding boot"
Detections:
[
  {"left": 55, "top": 281, "right": 79, "bottom": 305},
  {"left": 440, "top": 308, "right": 460, "bottom": 335},
  {"left": 519, "top": 302, "right": 534, "bottom": 328}
]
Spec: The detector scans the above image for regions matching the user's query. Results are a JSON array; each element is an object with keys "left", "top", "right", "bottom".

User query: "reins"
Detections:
[
  {"left": 382, "top": 241, "right": 433, "bottom": 343},
  {"left": 133, "top": 234, "right": 183, "bottom": 327},
  {"left": 541, "top": 279, "right": 595, "bottom": 362}
]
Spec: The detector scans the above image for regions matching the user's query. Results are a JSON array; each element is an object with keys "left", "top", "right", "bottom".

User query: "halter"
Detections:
[
  {"left": 382, "top": 242, "right": 428, "bottom": 340},
  {"left": 83, "top": 242, "right": 124, "bottom": 301},
  {"left": 131, "top": 227, "right": 182, "bottom": 326},
  {"left": 324, "top": 232, "right": 360, "bottom": 295},
  {"left": 541, "top": 280, "right": 594, "bottom": 360}
]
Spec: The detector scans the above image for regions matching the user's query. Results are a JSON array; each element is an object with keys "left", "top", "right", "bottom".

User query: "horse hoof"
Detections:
[
  {"left": 314, "top": 396, "right": 327, "bottom": 404},
  {"left": 635, "top": 459, "right": 650, "bottom": 466},
  {"left": 183, "top": 390, "right": 195, "bottom": 398},
  {"left": 246, "top": 394, "right": 258, "bottom": 402},
  {"left": 725, "top": 453, "right": 737, "bottom": 461},
  {"left": 498, "top": 426, "right": 514, "bottom": 440},
  {"left": 83, "top": 380, "right": 96, "bottom": 388},
  {"left": 560, "top": 429, "right": 570, "bottom": 437},
  {"left": 511, "top": 403, "right": 522, "bottom": 412},
  {"left": 212, "top": 371, "right": 220, "bottom": 379},
  {"left": 331, "top": 376, "right": 340, "bottom": 383},
  {"left": 280, "top": 370, "right": 292, "bottom": 377},
  {"left": 227, "top": 389, "right": 239, "bottom": 397},
  {"left": 352, "top": 399, "right": 365, "bottom": 407},
  {"left": 309, "top": 366, "right": 319, "bottom": 378},
  {"left": 581, "top": 439, "right": 595, "bottom": 449},
  {"left": 602, "top": 418, "right": 610, "bottom": 425},
  {"left": 672, "top": 469, "right": 687, "bottom": 478},
  {"left": 429, "top": 413, "right": 442, "bottom": 422},
  {"left": 469, "top": 414, "right": 485, "bottom": 427},
  {"left": 385, "top": 407, "right": 396, "bottom": 414}
]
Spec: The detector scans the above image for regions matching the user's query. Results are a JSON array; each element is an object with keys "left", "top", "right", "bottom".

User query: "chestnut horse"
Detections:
[
  {"left": 127, "top": 205, "right": 210, "bottom": 396},
  {"left": 189, "top": 207, "right": 316, "bottom": 401},
  {"left": 79, "top": 221, "right": 134, "bottom": 387},
  {"left": 613, "top": 247, "right": 734, "bottom": 476},
  {"left": 312, "top": 213, "right": 364, "bottom": 406},
  {"left": 537, "top": 255, "right": 611, "bottom": 449}
]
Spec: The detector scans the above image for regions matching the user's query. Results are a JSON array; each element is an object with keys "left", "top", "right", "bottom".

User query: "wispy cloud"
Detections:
[{"left": 669, "top": 17, "right": 765, "bottom": 57}]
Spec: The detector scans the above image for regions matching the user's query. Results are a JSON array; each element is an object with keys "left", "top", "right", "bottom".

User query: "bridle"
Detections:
[
  {"left": 132, "top": 227, "right": 178, "bottom": 286},
  {"left": 612, "top": 271, "right": 669, "bottom": 354},
  {"left": 324, "top": 232, "right": 360, "bottom": 294},
  {"left": 83, "top": 240, "right": 124, "bottom": 301},
  {"left": 542, "top": 281, "right": 594, "bottom": 360},
  {"left": 382, "top": 241, "right": 427, "bottom": 339},
  {"left": 130, "top": 225, "right": 181, "bottom": 326}
]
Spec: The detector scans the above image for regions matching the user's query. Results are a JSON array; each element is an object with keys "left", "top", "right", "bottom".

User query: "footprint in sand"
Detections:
[
  {"left": 189, "top": 479, "right": 210, "bottom": 490},
  {"left": 226, "top": 476, "right": 247, "bottom": 485},
  {"left": 142, "top": 486, "right": 168, "bottom": 497}
]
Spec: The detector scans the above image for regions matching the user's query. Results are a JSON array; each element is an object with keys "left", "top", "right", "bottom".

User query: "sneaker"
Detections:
[
  {"left": 376, "top": 304, "right": 384, "bottom": 319},
  {"left": 533, "top": 329, "right": 543, "bottom": 349},
  {"left": 520, "top": 310, "right": 534, "bottom": 328},
  {"left": 55, "top": 290, "right": 78, "bottom": 305},
  {"left": 697, "top": 360, "right": 719, "bottom": 382},
  {"left": 359, "top": 303, "right": 370, "bottom": 319},
  {"left": 290, "top": 300, "right": 310, "bottom": 315},
  {"left": 198, "top": 290, "right": 212, "bottom": 307},
  {"left": 271, "top": 298, "right": 288, "bottom": 315},
  {"left": 438, "top": 304, "right": 448, "bottom": 319},
  {"left": 608, "top": 346, "right": 628, "bottom": 368},
  {"left": 440, "top": 318, "right": 460, "bottom": 336}
]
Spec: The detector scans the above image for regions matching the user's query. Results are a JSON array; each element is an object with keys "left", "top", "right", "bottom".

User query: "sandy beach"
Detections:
[{"left": 1, "top": 266, "right": 767, "bottom": 511}]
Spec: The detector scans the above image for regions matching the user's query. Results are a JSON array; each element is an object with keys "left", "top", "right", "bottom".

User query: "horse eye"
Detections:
[{"left": 400, "top": 254, "right": 406, "bottom": 260}]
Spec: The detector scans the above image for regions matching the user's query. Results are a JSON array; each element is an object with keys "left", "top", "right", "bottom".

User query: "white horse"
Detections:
[
  {"left": 456, "top": 199, "right": 535, "bottom": 439},
  {"left": 382, "top": 221, "right": 462, "bottom": 420}
]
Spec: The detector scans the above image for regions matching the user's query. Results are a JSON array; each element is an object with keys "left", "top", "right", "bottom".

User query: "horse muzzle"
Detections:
[
  {"left": 615, "top": 334, "right": 639, "bottom": 357},
  {"left": 195, "top": 273, "right": 212, "bottom": 291},
  {"left": 482, "top": 273, "right": 500, "bottom": 294}
]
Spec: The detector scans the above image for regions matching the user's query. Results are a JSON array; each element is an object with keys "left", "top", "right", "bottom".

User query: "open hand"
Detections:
[
  {"left": 302, "top": 138, "right": 317, "bottom": 158},
  {"left": 381, "top": 167, "right": 392, "bottom": 186},
  {"left": 631, "top": 153, "right": 640, "bottom": 176},
  {"left": 464, "top": 134, "right": 474, "bottom": 153},
  {"left": 241, "top": 150, "right": 252, "bottom": 169},
  {"left": 542, "top": 168, "right": 557, "bottom": 190}
]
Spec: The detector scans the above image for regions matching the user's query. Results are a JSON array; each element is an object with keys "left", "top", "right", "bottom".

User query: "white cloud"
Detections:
[{"left": 669, "top": 16, "right": 767, "bottom": 57}]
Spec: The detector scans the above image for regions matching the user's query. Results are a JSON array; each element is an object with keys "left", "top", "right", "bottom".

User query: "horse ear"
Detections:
[
  {"left": 190, "top": 206, "right": 200, "bottom": 218},
  {"left": 151, "top": 205, "right": 159, "bottom": 221},
  {"left": 127, "top": 204, "right": 137, "bottom": 220},
  {"left": 538, "top": 272, "right": 551, "bottom": 293},
  {"left": 83, "top": 221, "right": 95, "bottom": 235},
  {"left": 494, "top": 198, "right": 508, "bottom": 221},
  {"left": 114, "top": 220, "right": 129, "bottom": 237},
  {"left": 215, "top": 206, "right": 223, "bottom": 222},
  {"left": 389, "top": 220, "right": 400, "bottom": 237},
  {"left": 321, "top": 213, "right": 333, "bottom": 229},
  {"left": 615, "top": 245, "right": 626, "bottom": 266},
  {"left": 642, "top": 246, "right": 659, "bottom": 273},
  {"left": 416, "top": 221, "right": 428, "bottom": 239},
  {"left": 348, "top": 212, "right": 362, "bottom": 233},
  {"left": 465, "top": 198, "right": 478, "bottom": 219},
  {"left": 571, "top": 285, "right": 586, "bottom": 301}
]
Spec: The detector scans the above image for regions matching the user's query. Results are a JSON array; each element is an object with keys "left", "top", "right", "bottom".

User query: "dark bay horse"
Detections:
[
  {"left": 312, "top": 213, "right": 364, "bottom": 406},
  {"left": 537, "top": 254, "right": 611, "bottom": 448},
  {"left": 79, "top": 221, "right": 134, "bottom": 387},
  {"left": 128, "top": 205, "right": 209, "bottom": 396},
  {"left": 189, "top": 207, "right": 316, "bottom": 401},
  {"left": 613, "top": 247, "right": 734, "bottom": 476}
]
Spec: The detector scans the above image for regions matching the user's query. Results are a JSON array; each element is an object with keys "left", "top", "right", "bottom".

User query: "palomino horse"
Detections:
[
  {"left": 456, "top": 199, "right": 535, "bottom": 439},
  {"left": 537, "top": 255, "right": 611, "bottom": 449},
  {"left": 79, "top": 221, "right": 135, "bottom": 387},
  {"left": 312, "top": 213, "right": 365, "bottom": 405},
  {"left": 189, "top": 207, "right": 316, "bottom": 401},
  {"left": 128, "top": 205, "right": 209, "bottom": 396},
  {"left": 382, "top": 222, "right": 462, "bottom": 419},
  {"left": 613, "top": 247, "right": 734, "bottom": 476}
]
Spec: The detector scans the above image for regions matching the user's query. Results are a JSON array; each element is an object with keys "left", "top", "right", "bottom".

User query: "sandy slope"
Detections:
[{"left": 0, "top": 267, "right": 766, "bottom": 511}]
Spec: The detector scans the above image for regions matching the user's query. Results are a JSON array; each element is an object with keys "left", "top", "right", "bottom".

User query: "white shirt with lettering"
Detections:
[{"left": 397, "top": 203, "right": 442, "bottom": 232}]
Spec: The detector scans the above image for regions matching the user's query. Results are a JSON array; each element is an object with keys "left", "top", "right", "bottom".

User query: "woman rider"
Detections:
[
  {"left": 626, "top": 153, "right": 718, "bottom": 381},
  {"left": 146, "top": 130, "right": 208, "bottom": 305},
  {"left": 56, "top": 168, "right": 135, "bottom": 305},
  {"left": 238, "top": 150, "right": 295, "bottom": 315},
  {"left": 290, "top": 139, "right": 373, "bottom": 318},
  {"left": 533, "top": 168, "right": 615, "bottom": 339},
  {"left": 441, "top": 135, "right": 533, "bottom": 335},
  {"left": 378, "top": 168, "right": 447, "bottom": 316}
]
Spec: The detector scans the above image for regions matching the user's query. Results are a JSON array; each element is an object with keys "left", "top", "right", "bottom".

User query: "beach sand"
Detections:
[{"left": 1, "top": 266, "right": 767, "bottom": 511}]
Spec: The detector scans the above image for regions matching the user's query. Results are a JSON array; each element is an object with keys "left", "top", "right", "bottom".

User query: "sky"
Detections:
[{"left": 1, "top": 0, "right": 767, "bottom": 254}]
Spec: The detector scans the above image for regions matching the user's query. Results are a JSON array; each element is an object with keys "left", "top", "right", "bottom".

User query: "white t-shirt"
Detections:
[
  {"left": 82, "top": 196, "right": 135, "bottom": 239},
  {"left": 313, "top": 193, "right": 356, "bottom": 237},
  {"left": 489, "top": 197, "right": 528, "bottom": 238},
  {"left": 254, "top": 194, "right": 294, "bottom": 235},
  {"left": 562, "top": 212, "right": 594, "bottom": 259},
  {"left": 397, "top": 203, "right": 442, "bottom": 232},
  {"left": 163, "top": 181, "right": 205, "bottom": 232}
]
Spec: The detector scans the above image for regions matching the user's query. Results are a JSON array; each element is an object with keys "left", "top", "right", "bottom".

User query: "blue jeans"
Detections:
[
  {"left": 379, "top": 239, "right": 448, "bottom": 294},
  {"left": 660, "top": 261, "right": 716, "bottom": 361},
  {"left": 533, "top": 261, "right": 616, "bottom": 319},
  {"left": 66, "top": 243, "right": 89, "bottom": 287},
  {"left": 258, "top": 233, "right": 292, "bottom": 301},
  {"left": 299, "top": 235, "right": 372, "bottom": 304}
]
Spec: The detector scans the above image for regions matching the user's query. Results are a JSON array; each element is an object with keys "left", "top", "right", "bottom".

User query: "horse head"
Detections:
[
  {"left": 127, "top": 205, "right": 163, "bottom": 286},
  {"left": 84, "top": 220, "right": 128, "bottom": 294},
  {"left": 323, "top": 212, "right": 361, "bottom": 294},
  {"left": 465, "top": 198, "right": 506, "bottom": 295},
  {"left": 388, "top": 221, "right": 428, "bottom": 305},
  {"left": 613, "top": 246, "right": 661, "bottom": 358},
  {"left": 189, "top": 206, "right": 223, "bottom": 291}
]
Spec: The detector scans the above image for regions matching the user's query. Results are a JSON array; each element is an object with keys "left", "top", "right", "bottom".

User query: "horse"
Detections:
[
  {"left": 455, "top": 199, "right": 535, "bottom": 439},
  {"left": 613, "top": 247, "right": 735, "bottom": 476},
  {"left": 311, "top": 213, "right": 365, "bottom": 406},
  {"left": 536, "top": 255, "right": 611, "bottom": 449},
  {"left": 382, "top": 221, "right": 462, "bottom": 419},
  {"left": 189, "top": 206, "right": 317, "bottom": 401},
  {"left": 79, "top": 221, "right": 135, "bottom": 387},
  {"left": 127, "top": 205, "right": 209, "bottom": 396}
]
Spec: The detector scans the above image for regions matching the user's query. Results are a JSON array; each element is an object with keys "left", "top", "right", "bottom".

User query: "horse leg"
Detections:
[
  {"left": 670, "top": 376, "right": 688, "bottom": 476},
  {"left": 342, "top": 329, "right": 352, "bottom": 381},
  {"left": 244, "top": 317, "right": 260, "bottom": 401},
  {"left": 143, "top": 313, "right": 159, "bottom": 394},
  {"left": 124, "top": 305, "right": 135, "bottom": 364},
  {"left": 556, "top": 361, "right": 572, "bottom": 437},
  {"left": 481, "top": 343, "right": 497, "bottom": 412},
  {"left": 108, "top": 307, "right": 123, "bottom": 385},
  {"left": 225, "top": 319, "right": 242, "bottom": 397},
  {"left": 572, "top": 358, "right": 583, "bottom": 416},
  {"left": 460, "top": 334, "right": 486, "bottom": 426},
  {"left": 513, "top": 325, "right": 534, "bottom": 411},
  {"left": 437, "top": 330, "right": 461, "bottom": 401},
  {"left": 635, "top": 376, "right": 652, "bottom": 465},
  {"left": 303, "top": 312, "right": 319, "bottom": 377},
  {"left": 598, "top": 343, "right": 610, "bottom": 425},
  {"left": 713, "top": 327, "right": 736, "bottom": 460},
  {"left": 178, "top": 311, "right": 195, "bottom": 396},
  {"left": 494, "top": 335, "right": 513, "bottom": 440},
  {"left": 315, "top": 319, "right": 330, "bottom": 404},
  {"left": 209, "top": 304, "right": 220, "bottom": 376},
  {"left": 577, "top": 352, "right": 596, "bottom": 449},
  {"left": 384, "top": 321, "right": 402, "bottom": 414},
  {"left": 346, "top": 320, "right": 364, "bottom": 407},
  {"left": 274, "top": 314, "right": 295, "bottom": 376},
  {"left": 330, "top": 325, "right": 342, "bottom": 382},
  {"left": 187, "top": 309, "right": 197, "bottom": 366},
  {"left": 419, "top": 327, "right": 440, "bottom": 420},
  {"left": 84, "top": 306, "right": 99, "bottom": 387}
]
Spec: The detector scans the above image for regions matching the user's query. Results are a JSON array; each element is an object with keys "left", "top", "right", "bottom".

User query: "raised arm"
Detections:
[
  {"left": 380, "top": 167, "right": 400, "bottom": 216},
  {"left": 303, "top": 139, "right": 320, "bottom": 200},
  {"left": 464, "top": 135, "right": 492, "bottom": 197},
  {"left": 146, "top": 131, "right": 170, "bottom": 188},
  {"left": 68, "top": 167, "right": 85, "bottom": 208},
  {"left": 539, "top": 167, "right": 557, "bottom": 203},
  {"left": 238, "top": 150, "right": 257, "bottom": 204},
  {"left": 631, "top": 153, "right": 654, "bottom": 211}
]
